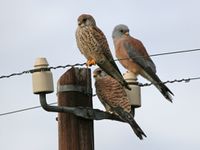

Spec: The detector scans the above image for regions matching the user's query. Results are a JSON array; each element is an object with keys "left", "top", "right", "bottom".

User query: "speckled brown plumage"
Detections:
[
  {"left": 93, "top": 68, "right": 146, "bottom": 140},
  {"left": 95, "top": 74, "right": 131, "bottom": 113},
  {"left": 75, "top": 14, "right": 130, "bottom": 90}
]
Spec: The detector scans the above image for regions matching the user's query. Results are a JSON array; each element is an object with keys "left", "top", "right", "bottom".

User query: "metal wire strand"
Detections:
[
  {"left": 138, "top": 77, "right": 200, "bottom": 87},
  {"left": 1, "top": 48, "right": 200, "bottom": 80},
  {"left": 0, "top": 76, "right": 200, "bottom": 117},
  {"left": 0, "top": 63, "right": 86, "bottom": 79}
]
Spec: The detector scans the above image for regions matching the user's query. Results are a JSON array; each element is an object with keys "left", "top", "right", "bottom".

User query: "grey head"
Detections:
[{"left": 112, "top": 24, "right": 130, "bottom": 39}]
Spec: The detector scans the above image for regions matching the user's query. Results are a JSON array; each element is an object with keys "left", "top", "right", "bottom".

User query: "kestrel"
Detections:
[
  {"left": 93, "top": 68, "right": 146, "bottom": 140},
  {"left": 112, "top": 24, "right": 174, "bottom": 102},
  {"left": 75, "top": 14, "right": 130, "bottom": 90}
]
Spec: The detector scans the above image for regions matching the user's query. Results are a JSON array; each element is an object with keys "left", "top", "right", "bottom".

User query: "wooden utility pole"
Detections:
[{"left": 57, "top": 67, "right": 94, "bottom": 150}]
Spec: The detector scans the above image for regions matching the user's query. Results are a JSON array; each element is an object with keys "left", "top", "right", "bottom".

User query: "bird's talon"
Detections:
[{"left": 86, "top": 59, "right": 96, "bottom": 66}]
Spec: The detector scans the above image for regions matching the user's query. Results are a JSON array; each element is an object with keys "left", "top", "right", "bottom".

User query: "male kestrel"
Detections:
[
  {"left": 112, "top": 24, "right": 174, "bottom": 102},
  {"left": 75, "top": 14, "right": 130, "bottom": 90},
  {"left": 93, "top": 68, "right": 146, "bottom": 140}
]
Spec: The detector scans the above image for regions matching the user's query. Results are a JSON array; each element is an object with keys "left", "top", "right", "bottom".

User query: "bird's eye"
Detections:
[
  {"left": 83, "top": 18, "right": 87, "bottom": 22},
  {"left": 120, "top": 29, "right": 123, "bottom": 33}
]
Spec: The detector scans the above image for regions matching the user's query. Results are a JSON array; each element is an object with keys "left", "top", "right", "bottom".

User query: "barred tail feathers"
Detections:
[{"left": 114, "top": 107, "right": 147, "bottom": 140}]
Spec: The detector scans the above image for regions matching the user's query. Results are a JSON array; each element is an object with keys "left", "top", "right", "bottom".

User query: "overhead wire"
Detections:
[
  {"left": 0, "top": 102, "right": 56, "bottom": 116},
  {"left": 115, "top": 48, "right": 200, "bottom": 61},
  {"left": 0, "top": 48, "right": 200, "bottom": 117},
  {"left": 0, "top": 76, "right": 200, "bottom": 117},
  {"left": 0, "top": 48, "right": 200, "bottom": 79}
]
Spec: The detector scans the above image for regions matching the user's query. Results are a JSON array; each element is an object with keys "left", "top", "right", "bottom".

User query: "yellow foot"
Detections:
[{"left": 86, "top": 59, "right": 96, "bottom": 67}]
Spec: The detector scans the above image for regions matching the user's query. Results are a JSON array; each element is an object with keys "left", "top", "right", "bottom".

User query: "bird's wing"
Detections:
[
  {"left": 95, "top": 76, "right": 130, "bottom": 112},
  {"left": 121, "top": 37, "right": 174, "bottom": 100},
  {"left": 91, "top": 26, "right": 131, "bottom": 90},
  {"left": 91, "top": 26, "right": 122, "bottom": 74},
  {"left": 75, "top": 28, "right": 85, "bottom": 54},
  {"left": 122, "top": 37, "right": 157, "bottom": 73}
]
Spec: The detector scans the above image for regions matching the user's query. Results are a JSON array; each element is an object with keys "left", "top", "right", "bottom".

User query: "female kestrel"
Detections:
[
  {"left": 112, "top": 24, "right": 174, "bottom": 102},
  {"left": 75, "top": 14, "right": 130, "bottom": 90},
  {"left": 93, "top": 68, "right": 146, "bottom": 140}
]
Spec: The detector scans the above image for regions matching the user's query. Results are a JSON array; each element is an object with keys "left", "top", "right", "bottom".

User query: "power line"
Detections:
[
  {"left": 0, "top": 48, "right": 200, "bottom": 80},
  {"left": 0, "top": 102, "right": 56, "bottom": 116},
  {"left": 116, "top": 48, "right": 200, "bottom": 61},
  {"left": 0, "top": 62, "right": 86, "bottom": 79},
  {"left": 150, "top": 48, "right": 200, "bottom": 57},
  {"left": 0, "top": 76, "right": 200, "bottom": 117},
  {"left": 0, "top": 48, "right": 200, "bottom": 116},
  {"left": 139, "top": 76, "right": 200, "bottom": 87}
]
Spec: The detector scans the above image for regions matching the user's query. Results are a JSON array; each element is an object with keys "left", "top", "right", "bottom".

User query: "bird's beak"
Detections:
[{"left": 125, "top": 32, "right": 129, "bottom": 36}]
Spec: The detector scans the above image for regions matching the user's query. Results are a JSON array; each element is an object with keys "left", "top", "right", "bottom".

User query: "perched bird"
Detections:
[
  {"left": 93, "top": 68, "right": 147, "bottom": 140},
  {"left": 75, "top": 14, "right": 130, "bottom": 90},
  {"left": 112, "top": 24, "right": 174, "bottom": 102}
]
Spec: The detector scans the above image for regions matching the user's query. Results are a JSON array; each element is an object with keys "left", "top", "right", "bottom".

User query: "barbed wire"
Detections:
[
  {"left": 139, "top": 76, "right": 200, "bottom": 87},
  {"left": 0, "top": 48, "right": 200, "bottom": 80},
  {"left": 0, "top": 76, "right": 200, "bottom": 117},
  {"left": 48, "top": 62, "right": 86, "bottom": 70},
  {"left": 0, "top": 70, "right": 31, "bottom": 79},
  {"left": 0, "top": 63, "right": 86, "bottom": 79}
]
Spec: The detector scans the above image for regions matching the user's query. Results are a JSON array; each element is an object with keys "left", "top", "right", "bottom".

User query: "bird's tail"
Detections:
[
  {"left": 141, "top": 70, "right": 174, "bottom": 102},
  {"left": 155, "top": 81, "right": 174, "bottom": 102},
  {"left": 115, "top": 107, "right": 147, "bottom": 140}
]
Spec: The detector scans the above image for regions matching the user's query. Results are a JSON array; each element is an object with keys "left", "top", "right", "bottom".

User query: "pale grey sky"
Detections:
[{"left": 0, "top": 0, "right": 200, "bottom": 150}]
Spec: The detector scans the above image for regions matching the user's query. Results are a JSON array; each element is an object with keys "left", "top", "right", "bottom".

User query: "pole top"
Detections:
[{"left": 34, "top": 57, "right": 49, "bottom": 69}]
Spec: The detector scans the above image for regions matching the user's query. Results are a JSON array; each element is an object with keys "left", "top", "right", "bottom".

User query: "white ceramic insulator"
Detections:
[
  {"left": 32, "top": 57, "right": 54, "bottom": 94},
  {"left": 123, "top": 71, "right": 141, "bottom": 108}
]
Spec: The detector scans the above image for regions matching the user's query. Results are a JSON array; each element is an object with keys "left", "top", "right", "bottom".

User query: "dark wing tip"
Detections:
[
  {"left": 135, "top": 127, "right": 147, "bottom": 140},
  {"left": 164, "top": 89, "right": 174, "bottom": 103}
]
